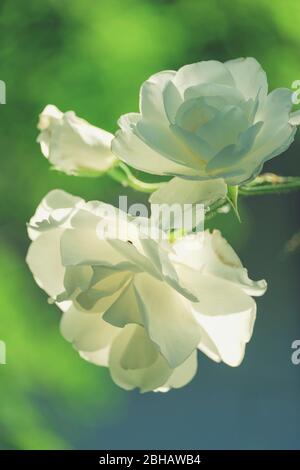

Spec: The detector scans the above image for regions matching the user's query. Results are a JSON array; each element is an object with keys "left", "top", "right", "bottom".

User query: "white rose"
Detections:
[
  {"left": 112, "top": 57, "right": 299, "bottom": 205},
  {"left": 26, "top": 190, "right": 266, "bottom": 392},
  {"left": 37, "top": 105, "right": 117, "bottom": 176}
]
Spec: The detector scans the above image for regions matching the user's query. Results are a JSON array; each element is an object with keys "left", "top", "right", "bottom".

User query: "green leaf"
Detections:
[{"left": 227, "top": 185, "right": 241, "bottom": 222}]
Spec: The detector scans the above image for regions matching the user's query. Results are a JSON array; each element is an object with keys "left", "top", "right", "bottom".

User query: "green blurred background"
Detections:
[{"left": 0, "top": 0, "right": 299, "bottom": 449}]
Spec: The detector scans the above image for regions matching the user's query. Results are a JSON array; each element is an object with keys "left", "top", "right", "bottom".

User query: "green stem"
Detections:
[
  {"left": 205, "top": 199, "right": 231, "bottom": 220},
  {"left": 239, "top": 173, "right": 300, "bottom": 196},
  {"left": 110, "top": 165, "right": 300, "bottom": 197},
  {"left": 108, "top": 162, "right": 162, "bottom": 193},
  {"left": 108, "top": 166, "right": 300, "bottom": 220}
]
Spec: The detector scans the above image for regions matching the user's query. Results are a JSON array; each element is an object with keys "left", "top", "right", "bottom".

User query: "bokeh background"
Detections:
[{"left": 0, "top": 0, "right": 299, "bottom": 450}]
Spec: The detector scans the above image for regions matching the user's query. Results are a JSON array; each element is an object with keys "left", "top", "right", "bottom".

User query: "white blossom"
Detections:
[
  {"left": 37, "top": 105, "right": 117, "bottom": 176},
  {"left": 26, "top": 190, "right": 267, "bottom": 392},
  {"left": 112, "top": 57, "right": 299, "bottom": 205}
]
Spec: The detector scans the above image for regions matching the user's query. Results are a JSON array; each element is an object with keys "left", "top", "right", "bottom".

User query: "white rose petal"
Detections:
[
  {"left": 37, "top": 105, "right": 117, "bottom": 176},
  {"left": 133, "top": 272, "right": 201, "bottom": 368},
  {"left": 150, "top": 176, "right": 227, "bottom": 207},
  {"left": 60, "top": 305, "right": 120, "bottom": 352},
  {"left": 289, "top": 110, "right": 300, "bottom": 126},
  {"left": 108, "top": 324, "right": 173, "bottom": 393},
  {"left": 26, "top": 229, "right": 66, "bottom": 298}
]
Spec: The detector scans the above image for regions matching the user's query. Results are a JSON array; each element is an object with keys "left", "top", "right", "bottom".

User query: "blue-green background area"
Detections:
[{"left": 0, "top": 0, "right": 299, "bottom": 449}]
